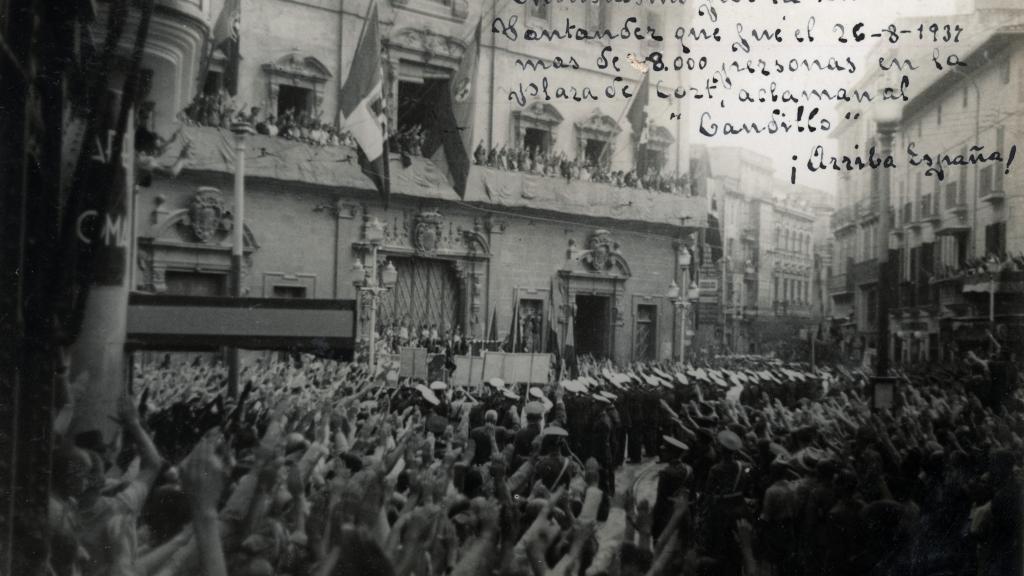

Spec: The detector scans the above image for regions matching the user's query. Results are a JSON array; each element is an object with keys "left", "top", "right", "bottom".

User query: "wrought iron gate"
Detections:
[{"left": 378, "top": 257, "right": 460, "bottom": 333}]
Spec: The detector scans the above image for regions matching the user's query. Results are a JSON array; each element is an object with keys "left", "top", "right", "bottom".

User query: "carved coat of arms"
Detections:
[
  {"left": 184, "top": 188, "right": 226, "bottom": 243},
  {"left": 414, "top": 210, "right": 443, "bottom": 255},
  {"left": 583, "top": 230, "right": 619, "bottom": 273}
]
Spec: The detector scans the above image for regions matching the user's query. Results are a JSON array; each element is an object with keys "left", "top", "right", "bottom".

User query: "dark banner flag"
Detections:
[
  {"left": 429, "top": 20, "right": 481, "bottom": 198},
  {"left": 627, "top": 71, "right": 650, "bottom": 174},
  {"left": 211, "top": 0, "right": 241, "bottom": 95},
  {"left": 339, "top": 1, "right": 390, "bottom": 205}
]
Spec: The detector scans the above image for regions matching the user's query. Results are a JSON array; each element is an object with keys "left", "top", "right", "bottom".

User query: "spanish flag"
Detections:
[{"left": 339, "top": 1, "right": 390, "bottom": 205}]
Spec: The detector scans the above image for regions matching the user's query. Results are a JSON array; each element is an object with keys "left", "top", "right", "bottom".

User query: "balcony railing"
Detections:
[
  {"left": 851, "top": 259, "right": 879, "bottom": 285},
  {"left": 829, "top": 273, "right": 854, "bottom": 296},
  {"left": 831, "top": 206, "right": 856, "bottom": 231},
  {"left": 772, "top": 300, "right": 813, "bottom": 316}
]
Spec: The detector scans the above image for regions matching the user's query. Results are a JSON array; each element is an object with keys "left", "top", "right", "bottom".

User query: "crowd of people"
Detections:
[
  {"left": 46, "top": 345, "right": 1022, "bottom": 576},
  {"left": 177, "top": 89, "right": 432, "bottom": 163},
  {"left": 173, "top": 89, "right": 697, "bottom": 198},
  {"left": 472, "top": 142, "right": 692, "bottom": 196}
]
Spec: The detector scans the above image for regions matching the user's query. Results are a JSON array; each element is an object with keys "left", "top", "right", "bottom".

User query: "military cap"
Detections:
[
  {"left": 662, "top": 435, "right": 690, "bottom": 452},
  {"left": 541, "top": 425, "right": 569, "bottom": 437},
  {"left": 525, "top": 401, "right": 545, "bottom": 416},
  {"left": 415, "top": 384, "right": 440, "bottom": 406},
  {"left": 717, "top": 429, "right": 743, "bottom": 452}
]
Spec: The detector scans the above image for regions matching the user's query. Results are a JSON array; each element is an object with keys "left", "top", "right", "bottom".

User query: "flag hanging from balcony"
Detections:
[
  {"left": 211, "top": 0, "right": 241, "bottom": 95},
  {"left": 428, "top": 20, "right": 481, "bottom": 199},
  {"left": 339, "top": 1, "right": 390, "bottom": 206},
  {"left": 626, "top": 71, "right": 650, "bottom": 174}
]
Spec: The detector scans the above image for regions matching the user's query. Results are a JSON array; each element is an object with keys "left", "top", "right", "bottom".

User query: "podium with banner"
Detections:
[{"left": 453, "top": 352, "right": 551, "bottom": 390}]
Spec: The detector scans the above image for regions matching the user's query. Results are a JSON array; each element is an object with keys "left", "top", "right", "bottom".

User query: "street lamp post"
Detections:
[
  {"left": 669, "top": 247, "right": 701, "bottom": 363},
  {"left": 873, "top": 101, "right": 901, "bottom": 377},
  {"left": 228, "top": 121, "right": 254, "bottom": 398},
  {"left": 986, "top": 258, "right": 1000, "bottom": 354},
  {"left": 353, "top": 217, "right": 397, "bottom": 375}
]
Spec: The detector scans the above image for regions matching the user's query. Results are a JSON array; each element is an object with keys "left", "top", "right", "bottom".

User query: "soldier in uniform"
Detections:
[
  {"left": 563, "top": 388, "right": 590, "bottom": 460},
  {"left": 653, "top": 435, "right": 693, "bottom": 540},
  {"left": 605, "top": 392, "right": 624, "bottom": 468},
  {"left": 624, "top": 384, "right": 645, "bottom": 464},
  {"left": 590, "top": 394, "right": 616, "bottom": 498},
  {"left": 535, "top": 427, "right": 575, "bottom": 490},
  {"left": 512, "top": 401, "right": 544, "bottom": 470},
  {"left": 700, "top": 430, "right": 750, "bottom": 576},
  {"left": 641, "top": 385, "right": 661, "bottom": 458}
]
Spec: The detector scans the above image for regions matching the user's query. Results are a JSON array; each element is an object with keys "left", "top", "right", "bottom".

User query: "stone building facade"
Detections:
[
  {"left": 698, "top": 146, "right": 829, "bottom": 356},
  {"left": 127, "top": 0, "right": 703, "bottom": 367},
  {"left": 828, "top": 3, "right": 1024, "bottom": 365}
]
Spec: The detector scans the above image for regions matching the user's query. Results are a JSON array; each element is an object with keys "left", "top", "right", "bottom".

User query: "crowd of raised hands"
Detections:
[{"left": 46, "top": 351, "right": 1023, "bottom": 576}]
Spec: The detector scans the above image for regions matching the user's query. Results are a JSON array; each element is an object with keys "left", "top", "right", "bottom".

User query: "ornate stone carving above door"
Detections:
[
  {"left": 262, "top": 52, "right": 332, "bottom": 116},
  {"left": 564, "top": 229, "right": 632, "bottom": 278},
  {"left": 414, "top": 210, "right": 443, "bottom": 256},
  {"left": 355, "top": 209, "right": 490, "bottom": 260},
  {"left": 137, "top": 187, "right": 259, "bottom": 293}
]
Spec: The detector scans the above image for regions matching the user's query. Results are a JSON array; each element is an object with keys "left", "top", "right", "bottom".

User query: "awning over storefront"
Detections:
[{"left": 962, "top": 271, "right": 1024, "bottom": 294}]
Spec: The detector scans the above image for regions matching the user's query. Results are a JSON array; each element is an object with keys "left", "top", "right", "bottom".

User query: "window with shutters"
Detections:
[
  {"left": 995, "top": 127, "right": 1005, "bottom": 192},
  {"left": 646, "top": 10, "right": 662, "bottom": 41},
  {"left": 164, "top": 271, "right": 227, "bottom": 296},
  {"left": 980, "top": 165, "right": 995, "bottom": 197},
  {"left": 985, "top": 222, "right": 1007, "bottom": 257},
  {"left": 945, "top": 182, "right": 959, "bottom": 209},
  {"left": 272, "top": 285, "right": 307, "bottom": 299},
  {"left": 959, "top": 147, "right": 967, "bottom": 204},
  {"left": 585, "top": 3, "right": 610, "bottom": 30},
  {"left": 633, "top": 304, "right": 658, "bottom": 362},
  {"left": 919, "top": 242, "right": 934, "bottom": 305},
  {"left": 864, "top": 288, "right": 877, "bottom": 328}
]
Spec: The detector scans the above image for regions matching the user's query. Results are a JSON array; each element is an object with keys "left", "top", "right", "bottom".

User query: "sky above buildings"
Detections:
[{"left": 685, "top": 0, "right": 965, "bottom": 193}]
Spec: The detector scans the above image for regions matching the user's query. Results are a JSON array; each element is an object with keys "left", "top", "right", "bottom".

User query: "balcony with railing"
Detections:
[
  {"left": 831, "top": 206, "right": 856, "bottom": 233},
  {"left": 903, "top": 202, "right": 920, "bottom": 231},
  {"left": 857, "top": 197, "right": 879, "bottom": 222},
  {"left": 828, "top": 272, "right": 854, "bottom": 297},
  {"left": 154, "top": 126, "right": 709, "bottom": 227},
  {"left": 851, "top": 258, "right": 879, "bottom": 286},
  {"left": 979, "top": 165, "right": 1006, "bottom": 204},
  {"left": 772, "top": 300, "right": 813, "bottom": 317},
  {"left": 921, "top": 194, "right": 941, "bottom": 225}
]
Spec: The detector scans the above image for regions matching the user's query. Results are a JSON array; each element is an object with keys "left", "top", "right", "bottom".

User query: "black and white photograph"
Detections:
[{"left": 1, "top": 0, "right": 1022, "bottom": 574}]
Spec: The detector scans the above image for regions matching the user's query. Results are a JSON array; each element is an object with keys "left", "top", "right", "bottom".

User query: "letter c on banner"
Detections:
[{"left": 77, "top": 210, "right": 98, "bottom": 244}]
